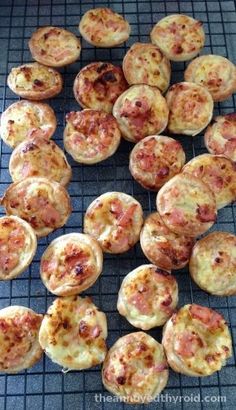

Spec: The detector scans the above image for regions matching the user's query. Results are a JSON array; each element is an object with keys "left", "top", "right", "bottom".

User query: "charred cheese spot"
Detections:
[{"left": 117, "top": 264, "right": 178, "bottom": 329}]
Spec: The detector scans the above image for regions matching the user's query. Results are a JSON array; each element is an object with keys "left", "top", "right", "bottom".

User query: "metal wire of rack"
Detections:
[{"left": 0, "top": 0, "right": 236, "bottom": 409}]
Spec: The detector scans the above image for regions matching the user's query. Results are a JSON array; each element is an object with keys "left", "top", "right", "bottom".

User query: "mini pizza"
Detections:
[
  {"left": 150, "top": 14, "right": 205, "bottom": 62},
  {"left": 73, "top": 62, "right": 128, "bottom": 113},
  {"left": 117, "top": 264, "right": 178, "bottom": 330},
  {"left": 29, "top": 26, "right": 81, "bottom": 67},
  {"left": 40, "top": 233, "right": 103, "bottom": 296},
  {"left": 123, "top": 42, "right": 171, "bottom": 93},
  {"left": 84, "top": 192, "right": 143, "bottom": 254},
  {"left": 102, "top": 332, "right": 168, "bottom": 404},
  {"left": 162, "top": 304, "right": 232, "bottom": 376},
  {"left": 156, "top": 173, "right": 217, "bottom": 237},
  {"left": 39, "top": 296, "right": 107, "bottom": 370},
  {"left": 129, "top": 135, "right": 186, "bottom": 190},
  {"left": 0, "top": 100, "right": 56, "bottom": 149},
  {"left": 184, "top": 55, "right": 236, "bottom": 102},
  {"left": 204, "top": 113, "right": 236, "bottom": 162},
  {"left": 64, "top": 110, "right": 121, "bottom": 164},
  {"left": 166, "top": 82, "right": 214, "bottom": 136},
  {"left": 182, "top": 154, "right": 236, "bottom": 209},
  {"left": 0, "top": 306, "right": 43, "bottom": 373},
  {"left": 0, "top": 215, "right": 37, "bottom": 280},
  {"left": 7, "top": 62, "right": 63, "bottom": 100},
  {"left": 79, "top": 8, "right": 131, "bottom": 47},
  {"left": 140, "top": 213, "right": 195, "bottom": 271},
  {"left": 9, "top": 136, "right": 72, "bottom": 186},
  {"left": 0, "top": 177, "right": 71, "bottom": 237},
  {"left": 113, "top": 84, "right": 169, "bottom": 142},
  {"left": 189, "top": 232, "right": 236, "bottom": 296}
]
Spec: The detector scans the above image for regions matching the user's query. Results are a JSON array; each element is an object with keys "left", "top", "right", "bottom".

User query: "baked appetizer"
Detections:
[
  {"left": 122, "top": 42, "right": 171, "bottom": 93},
  {"left": 0, "top": 177, "right": 71, "bottom": 237},
  {"left": 102, "top": 332, "right": 168, "bottom": 404},
  {"left": 29, "top": 26, "right": 81, "bottom": 67},
  {"left": 0, "top": 100, "right": 56, "bottom": 149},
  {"left": 9, "top": 136, "right": 72, "bottom": 186},
  {"left": 140, "top": 213, "right": 194, "bottom": 271},
  {"left": 113, "top": 84, "right": 169, "bottom": 142},
  {"left": 0, "top": 306, "right": 43, "bottom": 373},
  {"left": 156, "top": 173, "right": 217, "bottom": 237},
  {"left": 40, "top": 233, "right": 103, "bottom": 296},
  {"left": 166, "top": 82, "right": 213, "bottom": 136},
  {"left": 184, "top": 54, "right": 236, "bottom": 102},
  {"left": 189, "top": 231, "right": 236, "bottom": 296},
  {"left": 73, "top": 62, "right": 128, "bottom": 113},
  {"left": 64, "top": 110, "right": 121, "bottom": 164},
  {"left": 7, "top": 62, "right": 63, "bottom": 100},
  {"left": 182, "top": 154, "right": 236, "bottom": 209},
  {"left": 204, "top": 113, "right": 236, "bottom": 162},
  {"left": 150, "top": 14, "right": 205, "bottom": 61},
  {"left": 129, "top": 135, "right": 185, "bottom": 190},
  {"left": 79, "top": 8, "right": 131, "bottom": 47},
  {"left": 117, "top": 264, "right": 178, "bottom": 330},
  {"left": 39, "top": 296, "right": 107, "bottom": 370},
  {"left": 162, "top": 304, "right": 232, "bottom": 376},
  {"left": 84, "top": 192, "right": 143, "bottom": 254},
  {"left": 0, "top": 215, "right": 37, "bottom": 280}
]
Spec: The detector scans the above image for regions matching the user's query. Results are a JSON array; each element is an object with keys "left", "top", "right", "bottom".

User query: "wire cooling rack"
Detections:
[{"left": 0, "top": 0, "right": 236, "bottom": 409}]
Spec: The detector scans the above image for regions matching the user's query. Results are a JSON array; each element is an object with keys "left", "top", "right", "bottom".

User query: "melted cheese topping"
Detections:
[
  {"left": 40, "top": 233, "right": 103, "bottom": 296},
  {"left": 39, "top": 296, "right": 107, "bottom": 370},
  {"left": 84, "top": 192, "right": 143, "bottom": 254},
  {"left": 190, "top": 232, "right": 236, "bottom": 296},
  {"left": 182, "top": 154, "right": 236, "bottom": 210},
  {"left": 129, "top": 135, "right": 186, "bottom": 190},
  {"left": 73, "top": 62, "right": 128, "bottom": 113},
  {"left": 9, "top": 137, "right": 72, "bottom": 186},
  {"left": 140, "top": 212, "right": 194, "bottom": 271},
  {"left": 79, "top": 8, "right": 131, "bottom": 47},
  {"left": 156, "top": 173, "right": 217, "bottom": 237},
  {"left": 64, "top": 110, "right": 121, "bottom": 164},
  {"left": 162, "top": 304, "right": 232, "bottom": 376},
  {"left": 1, "top": 177, "right": 71, "bottom": 237},
  {"left": 102, "top": 332, "right": 168, "bottom": 404},
  {"left": 204, "top": 113, "right": 236, "bottom": 162},
  {"left": 166, "top": 82, "right": 213, "bottom": 136},
  {"left": 7, "top": 63, "right": 62, "bottom": 99},
  {"left": 117, "top": 264, "right": 178, "bottom": 329},
  {"left": 151, "top": 14, "right": 205, "bottom": 62},
  {"left": 0, "top": 101, "right": 56, "bottom": 148},
  {"left": 123, "top": 42, "right": 171, "bottom": 92},
  {"left": 113, "top": 84, "right": 169, "bottom": 142},
  {"left": 29, "top": 26, "right": 81, "bottom": 67},
  {"left": 184, "top": 55, "right": 236, "bottom": 102},
  {"left": 0, "top": 306, "right": 42, "bottom": 372},
  {"left": 0, "top": 216, "right": 37, "bottom": 280}
]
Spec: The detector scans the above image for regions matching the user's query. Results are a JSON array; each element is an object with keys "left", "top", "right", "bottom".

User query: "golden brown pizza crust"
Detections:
[
  {"left": 150, "top": 14, "right": 205, "bottom": 62},
  {"left": 7, "top": 62, "right": 63, "bottom": 100},
  {"left": 0, "top": 305, "right": 43, "bottom": 373},
  {"left": 29, "top": 26, "right": 81, "bottom": 67},
  {"left": 0, "top": 177, "right": 72, "bottom": 237},
  {"left": 73, "top": 62, "right": 128, "bottom": 113},
  {"left": 184, "top": 54, "right": 236, "bottom": 102},
  {"left": 9, "top": 136, "right": 72, "bottom": 186},
  {"left": 123, "top": 42, "right": 171, "bottom": 93},
  {"left": 0, "top": 100, "right": 56, "bottom": 149},
  {"left": 79, "top": 8, "right": 131, "bottom": 47}
]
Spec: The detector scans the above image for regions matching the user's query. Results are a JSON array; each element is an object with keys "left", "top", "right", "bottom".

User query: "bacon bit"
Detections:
[
  {"left": 20, "top": 66, "right": 31, "bottom": 80},
  {"left": 196, "top": 204, "right": 216, "bottom": 223},
  {"left": 8, "top": 119, "right": 14, "bottom": 124},
  {"left": 22, "top": 142, "right": 36, "bottom": 153},
  {"left": 161, "top": 294, "right": 172, "bottom": 307},
  {"left": 189, "top": 305, "right": 223, "bottom": 330},
  {"left": 40, "top": 205, "right": 61, "bottom": 226},
  {"left": 154, "top": 362, "right": 168, "bottom": 372},
  {"left": 136, "top": 151, "right": 155, "bottom": 171},
  {"left": 116, "top": 376, "right": 126, "bottom": 385},
  {"left": 33, "top": 79, "right": 44, "bottom": 87},
  {"left": 128, "top": 293, "right": 151, "bottom": 315},
  {"left": 64, "top": 248, "right": 88, "bottom": 271},
  {"left": 117, "top": 204, "right": 137, "bottom": 228},
  {"left": 0, "top": 254, "right": 18, "bottom": 272},
  {"left": 156, "top": 166, "right": 169, "bottom": 178},
  {"left": 167, "top": 208, "right": 186, "bottom": 226},
  {"left": 91, "top": 325, "right": 101, "bottom": 338},
  {"left": 172, "top": 44, "right": 183, "bottom": 54},
  {"left": 175, "top": 331, "right": 204, "bottom": 358},
  {"left": 79, "top": 320, "right": 90, "bottom": 338},
  {"left": 222, "top": 345, "right": 230, "bottom": 353},
  {"left": 0, "top": 319, "right": 9, "bottom": 333}
]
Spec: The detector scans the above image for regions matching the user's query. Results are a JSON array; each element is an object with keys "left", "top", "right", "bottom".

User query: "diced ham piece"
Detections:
[
  {"left": 175, "top": 330, "right": 204, "bottom": 358},
  {"left": 189, "top": 304, "right": 223, "bottom": 330},
  {"left": 196, "top": 204, "right": 216, "bottom": 223}
]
